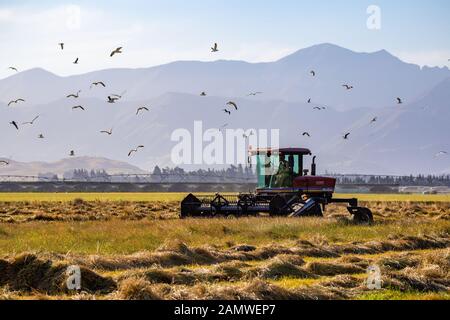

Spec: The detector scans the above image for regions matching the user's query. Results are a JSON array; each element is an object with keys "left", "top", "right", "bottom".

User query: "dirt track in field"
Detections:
[{"left": 0, "top": 199, "right": 449, "bottom": 223}]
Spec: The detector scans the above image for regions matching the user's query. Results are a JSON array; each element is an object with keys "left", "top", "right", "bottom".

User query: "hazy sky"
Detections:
[{"left": 0, "top": 0, "right": 449, "bottom": 79}]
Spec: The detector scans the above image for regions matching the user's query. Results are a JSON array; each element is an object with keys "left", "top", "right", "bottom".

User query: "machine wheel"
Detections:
[
  {"left": 180, "top": 193, "right": 202, "bottom": 218},
  {"left": 303, "top": 203, "right": 323, "bottom": 217},
  {"left": 269, "top": 195, "right": 289, "bottom": 216},
  {"left": 350, "top": 207, "right": 374, "bottom": 224}
]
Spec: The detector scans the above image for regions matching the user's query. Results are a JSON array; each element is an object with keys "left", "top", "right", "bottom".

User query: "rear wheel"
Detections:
[
  {"left": 350, "top": 207, "right": 374, "bottom": 224},
  {"left": 269, "top": 195, "right": 289, "bottom": 216}
]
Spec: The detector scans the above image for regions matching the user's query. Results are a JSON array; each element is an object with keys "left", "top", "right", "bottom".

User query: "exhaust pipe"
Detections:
[{"left": 311, "top": 156, "right": 316, "bottom": 176}]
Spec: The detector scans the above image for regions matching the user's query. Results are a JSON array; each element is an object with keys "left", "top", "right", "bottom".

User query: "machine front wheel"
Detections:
[{"left": 269, "top": 195, "right": 290, "bottom": 216}]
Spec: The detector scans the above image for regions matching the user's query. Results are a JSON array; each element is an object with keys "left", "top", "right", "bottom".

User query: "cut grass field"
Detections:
[
  {"left": 0, "top": 192, "right": 449, "bottom": 202},
  {"left": 0, "top": 232, "right": 448, "bottom": 300},
  {"left": 0, "top": 192, "right": 449, "bottom": 300}
]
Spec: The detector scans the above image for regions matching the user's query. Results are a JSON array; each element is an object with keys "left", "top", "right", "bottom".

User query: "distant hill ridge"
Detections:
[
  {"left": 0, "top": 157, "right": 147, "bottom": 177},
  {"left": 0, "top": 43, "right": 449, "bottom": 175}
]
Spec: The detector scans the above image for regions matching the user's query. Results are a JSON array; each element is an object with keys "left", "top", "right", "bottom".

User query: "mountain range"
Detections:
[
  {"left": 0, "top": 43, "right": 449, "bottom": 175},
  {"left": 0, "top": 157, "right": 146, "bottom": 177}
]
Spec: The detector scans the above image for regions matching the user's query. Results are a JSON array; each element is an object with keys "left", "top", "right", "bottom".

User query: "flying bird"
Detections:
[
  {"left": 73, "top": 58, "right": 79, "bottom": 64},
  {"left": 8, "top": 67, "right": 18, "bottom": 72},
  {"left": 370, "top": 117, "right": 378, "bottom": 124},
  {"left": 100, "top": 129, "right": 113, "bottom": 135},
  {"left": 72, "top": 105, "right": 85, "bottom": 111},
  {"left": 22, "top": 115, "right": 40, "bottom": 125},
  {"left": 435, "top": 151, "right": 448, "bottom": 157},
  {"left": 107, "top": 96, "right": 120, "bottom": 103},
  {"left": 313, "top": 106, "right": 322, "bottom": 110},
  {"left": 69, "top": 150, "right": 75, "bottom": 157},
  {"left": 108, "top": 93, "right": 125, "bottom": 102},
  {"left": 211, "top": 43, "right": 219, "bottom": 52},
  {"left": 302, "top": 132, "right": 311, "bottom": 137},
  {"left": 10, "top": 121, "right": 19, "bottom": 130},
  {"left": 397, "top": 97, "right": 403, "bottom": 104},
  {"left": 91, "top": 81, "right": 106, "bottom": 88},
  {"left": 222, "top": 109, "right": 231, "bottom": 115},
  {"left": 38, "top": 134, "right": 45, "bottom": 139},
  {"left": 219, "top": 124, "right": 228, "bottom": 132},
  {"left": 200, "top": 92, "right": 207, "bottom": 96},
  {"left": 136, "top": 106, "right": 149, "bottom": 115},
  {"left": 226, "top": 101, "right": 238, "bottom": 110},
  {"left": 0, "top": 160, "right": 9, "bottom": 166},
  {"left": 128, "top": 145, "right": 144, "bottom": 157},
  {"left": 307, "top": 98, "right": 311, "bottom": 104},
  {"left": 343, "top": 133, "right": 351, "bottom": 140},
  {"left": 342, "top": 84, "right": 354, "bottom": 90},
  {"left": 310, "top": 70, "right": 316, "bottom": 77},
  {"left": 110, "top": 47, "right": 123, "bottom": 57},
  {"left": 247, "top": 92, "right": 263, "bottom": 96},
  {"left": 67, "top": 90, "right": 81, "bottom": 98},
  {"left": 59, "top": 43, "right": 64, "bottom": 50},
  {"left": 243, "top": 132, "right": 255, "bottom": 139},
  {"left": 8, "top": 98, "right": 25, "bottom": 106}
]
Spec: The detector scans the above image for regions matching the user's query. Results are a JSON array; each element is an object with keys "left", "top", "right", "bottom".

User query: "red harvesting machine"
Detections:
[{"left": 181, "top": 148, "right": 373, "bottom": 223}]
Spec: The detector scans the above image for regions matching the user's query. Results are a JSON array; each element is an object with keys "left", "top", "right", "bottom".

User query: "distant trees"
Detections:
[
  {"left": 333, "top": 174, "right": 450, "bottom": 187},
  {"left": 59, "top": 166, "right": 255, "bottom": 183},
  {"left": 37, "top": 167, "right": 450, "bottom": 186},
  {"left": 149, "top": 165, "right": 256, "bottom": 183},
  {"left": 152, "top": 165, "right": 162, "bottom": 175},
  {"left": 63, "top": 169, "right": 111, "bottom": 182}
]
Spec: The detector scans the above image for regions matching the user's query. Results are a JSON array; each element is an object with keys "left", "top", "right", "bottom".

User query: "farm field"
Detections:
[
  {"left": 0, "top": 192, "right": 449, "bottom": 300},
  {"left": 0, "top": 192, "right": 449, "bottom": 203}
]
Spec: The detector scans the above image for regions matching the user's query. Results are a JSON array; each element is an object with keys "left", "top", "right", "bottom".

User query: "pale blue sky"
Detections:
[{"left": 0, "top": 0, "right": 449, "bottom": 78}]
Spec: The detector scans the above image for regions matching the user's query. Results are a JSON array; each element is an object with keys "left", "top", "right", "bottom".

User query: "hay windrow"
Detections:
[
  {"left": 0, "top": 254, "right": 116, "bottom": 294},
  {"left": 320, "top": 275, "right": 362, "bottom": 289},
  {"left": 305, "top": 261, "right": 365, "bottom": 276},
  {"left": 1, "top": 247, "right": 450, "bottom": 299},
  {"left": 39, "top": 234, "right": 450, "bottom": 274},
  {"left": 385, "top": 273, "right": 449, "bottom": 292},
  {"left": 377, "top": 254, "right": 420, "bottom": 271},
  {"left": 255, "top": 258, "right": 316, "bottom": 280},
  {"left": 118, "top": 278, "right": 162, "bottom": 300}
]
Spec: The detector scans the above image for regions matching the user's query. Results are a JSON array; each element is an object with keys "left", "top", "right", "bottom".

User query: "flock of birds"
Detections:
[
  {"left": 204, "top": 46, "right": 420, "bottom": 150},
  {"left": 1, "top": 42, "right": 448, "bottom": 167},
  {"left": 301, "top": 67, "right": 447, "bottom": 159},
  {"left": 300, "top": 70, "right": 404, "bottom": 142},
  {"left": 3, "top": 45, "right": 147, "bottom": 163}
]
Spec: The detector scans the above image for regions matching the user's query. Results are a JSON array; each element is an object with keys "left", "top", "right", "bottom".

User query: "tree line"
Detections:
[
  {"left": 333, "top": 174, "right": 450, "bottom": 187},
  {"left": 36, "top": 167, "right": 450, "bottom": 186}
]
